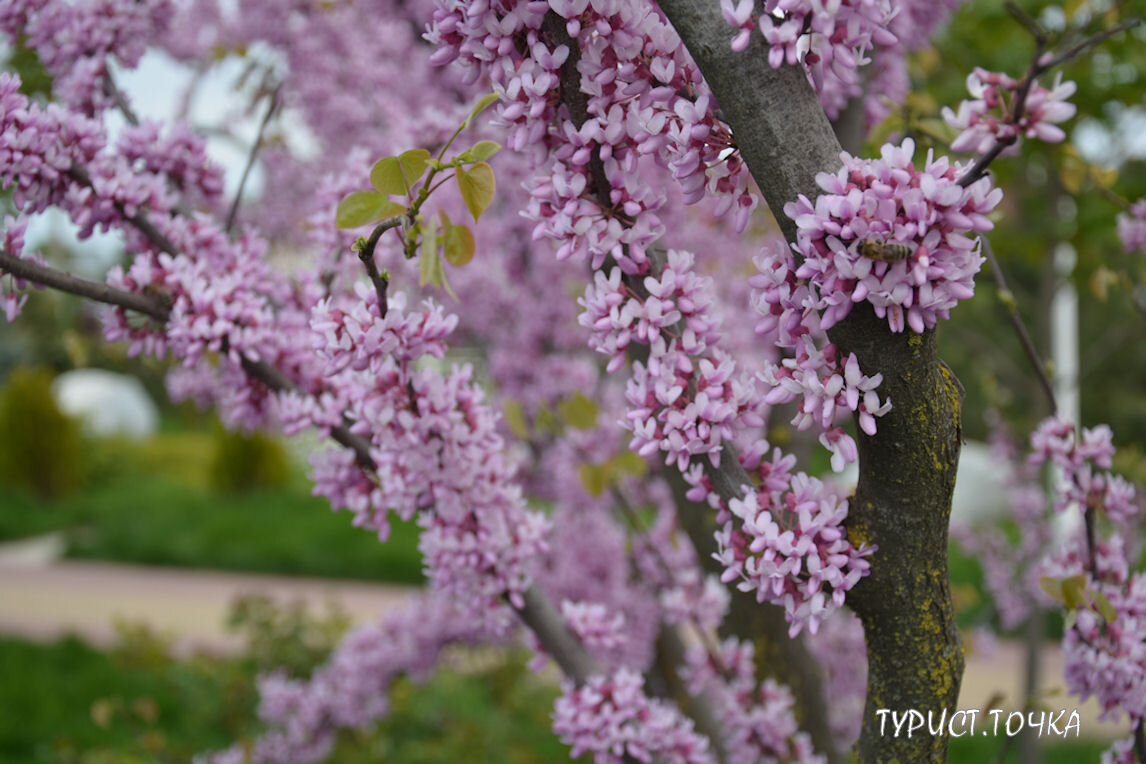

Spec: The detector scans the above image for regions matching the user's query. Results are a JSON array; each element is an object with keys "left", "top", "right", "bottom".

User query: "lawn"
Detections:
[
  {"left": 0, "top": 631, "right": 1113, "bottom": 763},
  {"left": 0, "top": 626, "right": 579, "bottom": 764},
  {"left": 0, "top": 430, "right": 425, "bottom": 584}
]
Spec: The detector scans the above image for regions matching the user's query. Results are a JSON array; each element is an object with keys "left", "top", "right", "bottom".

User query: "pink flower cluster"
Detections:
[
  {"left": 427, "top": 0, "right": 758, "bottom": 267},
  {"left": 714, "top": 471, "right": 872, "bottom": 636},
  {"left": 786, "top": 138, "right": 1002, "bottom": 334},
  {"left": 943, "top": 68, "right": 1077, "bottom": 155},
  {"left": 1117, "top": 199, "right": 1146, "bottom": 256},
  {"left": 1029, "top": 416, "right": 1138, "bottom": 526},
  {"left": 1062, "top": 572, "right": 1146, "bottom": 724},
  {"left": 116, "top": 121, "right": 225, "bottom": 209},
  {"left": 681, "top": 637, "right": 822, "bottom": 764},
  {"left": 804, "top": 611, "right": 867, "bottom": 746},
  {"left": 0, "top": 72, "right": 106, "bottom": 214},
  {"left": 721, "top": 0, "right": 897, "bottom": 119},
  {"left": 749, "top": 238, "right": 888, "bottom": 473},
  {"left": 303, "top": 286, "right": 550, "bottom": 629},
  {"left": 1024, "top": 416, "right": 1145, "bottom": 751},
  {"left": 552, "top": 668, "right": 713, "bottom": 764},
  {"left": 1, "top": 0, "right": 174, "bottom": 115},
  {"left": 579, "top": 249, "right": 721, "bottom": 373}
]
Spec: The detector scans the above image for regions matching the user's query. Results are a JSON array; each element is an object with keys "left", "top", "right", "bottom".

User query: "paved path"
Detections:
[
  {"left": 0, "top": 535, "right": 1127, "bottom": 741},
  {"left": 0, "top": 535, "right": 415, "bottom": 655}
]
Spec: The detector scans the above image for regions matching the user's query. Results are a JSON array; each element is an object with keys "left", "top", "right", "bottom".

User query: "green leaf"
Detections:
[
  {"left": 417, "top": 217, "right": 458, "bottom": 301},
  {"left": 442, "top": 223, "right": 475, "bottom": 267},
  {"left": 1061, "top": 574, "right": 1088, "bottom": 610},
  {"left": 534, "top": 406, "right": 560, "bottom": 436},
  {"left": 557, "top": 392, "right": 598, "bottom": 430},
  {"left": 465, "top": 92, "right": 499, "bottom": 127},
  {"left": 335, "top": 191, "right": 405, "bottom": 229},
  {"left": 1039, "top": 576, "right": 1065, "bottom": 605},
  {"left": 456, "top": 162, "right": 495, "bottom": 221},
  {"left": 466, "top": 140, "right": 502, "bottom": 162},
  {"left": 1092, "top": 590, "right": 1117, "bottom": 624},
  {"left": 503, "top": 400, "right": 529, "bottom": 440},
  {"left": 419, "top": 216, "right": 440, "bottom": 288},
  {"left": 371, "top": 149, "right": 431, "bottom": 196},
  {"left": 579, "top": 463, "right": 607, "bottom": 497},
  {"left": 611, "top": 450, "right": 647, "bottom": 478}
]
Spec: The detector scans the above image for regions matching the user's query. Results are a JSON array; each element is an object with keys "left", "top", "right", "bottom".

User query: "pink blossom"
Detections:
[
  {"left": 785, "top": 138, "right": 1002, "bottom": 334},
  {"left": 1117, "top": 200, "right": 1146, "bottom": 255},
  {"left": 943, "top": 68, "right": 1077, "bottom": 156},
  {"left": 552, "top": 669, "right": 714, "bottom": 763}
]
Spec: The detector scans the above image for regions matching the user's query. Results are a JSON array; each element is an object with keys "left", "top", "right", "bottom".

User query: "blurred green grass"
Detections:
[
  {"left": 0, "top": 430, "right": 424, "bottom": 584},
  {"left": 0, "top": 632, "right": 580, "bottom": 764}
]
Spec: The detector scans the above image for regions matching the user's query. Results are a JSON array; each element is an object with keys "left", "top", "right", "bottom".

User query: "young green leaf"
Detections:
[
  {"left": 503, "top": 400, "right": 530, "bottom": 440},
  {"left": 1092, "top": 590, "right": 1117, "bottom": 624},
  {"left": 465, "top": 92, "right": 499, "bottom": 127},
  {"left": 1039, "top": 576, "right": 1065, "bottom": 605},
  {"left": 557, "top": 392, "right": 598, "bottom": 430},
  {"left": 579, "top": 463, "right": 607, "bottom": 497},
  {"left": 456, "top": 162, "right": 495, "bottom": 221},
  {"left": 467, "top": 140, "right": 502, "bottom": 162},
  {"left": 417, "top": 216, "right": 459, "bottom": 301},
  {"left": 371, "top": 149, "right": 431, "bottom": 196},
  {"left": 611, "top": 450, "right": 648, "bottom": 478},
  {"left": 443, "top": 222, "right": 475, "bottom": 266},
  {"left": 1061, "top": 574, "right": 1088, "bottom": 610},
  {"left": 335, "top": 191, "right": 405, "bottom": 229}
]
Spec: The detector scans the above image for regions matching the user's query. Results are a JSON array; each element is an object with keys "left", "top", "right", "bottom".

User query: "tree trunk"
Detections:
[{"left": 654, "top": 0, "right": 967, "bottom": 759}]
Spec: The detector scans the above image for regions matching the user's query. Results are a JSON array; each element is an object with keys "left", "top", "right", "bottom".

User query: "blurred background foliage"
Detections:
[
  {"left": 0, "top": 599, "right": 580, "bottom": 764},
  {"left": 896, "top": 0, "right": 1146, "bottom": 465}
]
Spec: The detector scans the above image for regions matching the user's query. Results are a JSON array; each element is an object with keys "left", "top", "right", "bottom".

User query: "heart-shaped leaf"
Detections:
[{"left": 335, "top": 191, "right": 405, "bottom": 229}]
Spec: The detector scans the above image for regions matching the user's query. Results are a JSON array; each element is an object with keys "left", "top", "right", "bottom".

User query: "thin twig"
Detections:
[
  {"left": 103, "top": 68, "right": 140, "bottom": 126},
  {"left": 1095, "top": 182, "right": 1132, "bottom": 211},
  {"left": 356, "top": 218, "right": 404, "bottom": 318},
  {"left": 226, "top": 85, "right": 281, "bottom": 233},
  {"left": 1084, "top": 505, "right": 1099, "bottom": 580},
  {"left": 1039, "top": 16, "right": 1142, "bottom": 71},
  {"left": 980, "top": 238, "right": 1058, "bottom": 412},
  {"left": 1005, "top": 2, "right": 1048, "bottom": 45},
  {"left": 1133, "top": 718, "right": 1145, "bottom": 764}
]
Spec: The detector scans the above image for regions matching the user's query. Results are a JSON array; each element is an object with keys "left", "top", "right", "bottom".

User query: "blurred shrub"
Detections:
[
  {"left": 207, "top": 426, "right": 290, "bottom": 494},
  {"left": 227, "top": 594, "right": 350, "bottom": 677},
  {"left": 0, "top": 366, "right": 86, "bottom": 499}
]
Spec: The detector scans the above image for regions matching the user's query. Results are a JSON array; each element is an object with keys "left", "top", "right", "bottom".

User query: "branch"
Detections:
[
  {"left": 0, "top": 247, "right": 379, "bottom": 468},
  {"left": 1039, "top": 15, "right": 1142, "bottom": 72},
  {"left": 103, "top": 67, "right": 140, "bottom": 126},
  {"left": 355, "top": 217, "right": 404, "bottom": 318},
  {"left": 226, "top": 85, "right": 281, "bottom": 233},
  {"left": 0, "top": 249, "right": 169, "bottom": 320},
  {"left": 513, "top": 586, "right": 602, "bottom": 682},
  {"left": 980, "top": 238, "right": 1057, "bottom": 412}
]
